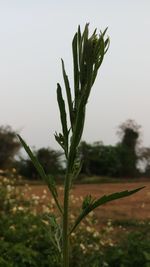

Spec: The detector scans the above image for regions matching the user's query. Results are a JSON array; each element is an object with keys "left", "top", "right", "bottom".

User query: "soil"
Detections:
[{"left": 24, "top": 180, "right": 150, "bottom": 223}]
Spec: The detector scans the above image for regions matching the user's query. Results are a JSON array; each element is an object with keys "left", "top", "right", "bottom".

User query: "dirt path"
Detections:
[{"left": 24, "top": 181, "right": 150, "bottom": 222}]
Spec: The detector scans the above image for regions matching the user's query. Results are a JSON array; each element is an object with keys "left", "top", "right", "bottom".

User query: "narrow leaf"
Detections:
[
  {"left": 77, "top": 25, "right": 82, "bottom": 61},
  {"left": 61, "top": 59, "right": 74, "bottom": 128},
  {"left": 69, "top": 186, "right": 145, "bottom": 234},
  {"left": 17, "top": 134, "right": 47, "bottom": 181},
  {"left": 17, "top": 134, "right": 63, "bottom": 214},
  {"left": 54, "top": 132, "right": 65, "bottom": 150},
  {"left": 72, "top": 33, "right": 79, "bottom": 95},
  {"left": 91, "top": 187, "right": 145, "bottom": 210},
  {"left": 57, "top": 83, "right": 68, "bottom": 155},
  {"left": 82, "top": 195, "right": 93, "bottom": 210},
  {"left": 47, "top": 174, "right": 58, "bottom": 198}
]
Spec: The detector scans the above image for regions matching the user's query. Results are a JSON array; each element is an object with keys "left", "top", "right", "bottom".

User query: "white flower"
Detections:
[
  {"left": 42, "top": 205, "right": 50, "bottom": 213},
  {"left": 93, "top": 231, "right": 100, "bottom": 238},
  {"left": 86, "top": 226, "right": 94, "bottom": 233},
  {"left": 42, "top": 220, "right": 49, "bottom": 226},
  {"left": 12, "top": 168, "right": 16, "bottom": 173},
  {"left": 12, "top": 206, "right": 17, "bottom": 213},
  {"left": 9, "top": 225, "right": 16, "bottom": 230},
  {"left": 80, "top": 243, "right": 86, "bottom": 251},
  {"left": 18, "top": 206, "right": 24, "bottom": 211},
  {"left": 71, "top": 232, "right": 75, "bottom": 237},
  {"left": 6, "top": 185, "right": 12, "bottom": 192}
]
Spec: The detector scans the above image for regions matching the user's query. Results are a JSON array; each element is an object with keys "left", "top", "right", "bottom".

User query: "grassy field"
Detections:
[{"left": 23, "top": 179, "right": 150, "bottom": 224}]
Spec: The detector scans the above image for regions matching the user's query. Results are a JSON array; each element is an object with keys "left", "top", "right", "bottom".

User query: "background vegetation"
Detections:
[
  {"left": 0, "top": 120, "right": 150, "bottom": 180},
  {"left": 0, "top": 171, "right": 150, "bottom": 267},
  {"left": 0, "top": 121, "right": 149, "bottom": 266}
]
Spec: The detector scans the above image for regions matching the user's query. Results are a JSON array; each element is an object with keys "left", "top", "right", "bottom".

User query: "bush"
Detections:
[
  {"left": 104, "top": 230, "right": 150, "bottom": 267},
  {"left": 0, "top": 172, "right": 150, "bottom": 267},
  {"left": 0, "top": 125, "right": 20, "bottom": 169}
]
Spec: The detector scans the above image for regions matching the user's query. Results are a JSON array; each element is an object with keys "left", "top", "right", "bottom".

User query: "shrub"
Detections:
[{"left": 0, "top": 171, "right": 149, "bottom": 266}]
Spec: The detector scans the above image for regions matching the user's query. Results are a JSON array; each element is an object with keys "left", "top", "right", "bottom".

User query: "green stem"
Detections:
[
  {"left": 62, "top": 172, "right": 70, "bottom": 267},
  {"left": 53, "top": 193, "right": 63, "bottom": 215}
]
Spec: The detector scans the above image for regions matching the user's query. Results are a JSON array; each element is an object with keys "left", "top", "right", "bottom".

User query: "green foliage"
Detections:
[
  {"left": 79, "top": 122, "right": 141, "bottom": 177},
  {"left": 104, "top": 230, "right": 150, "bottom": 267},
  {"left": 0, "top": 172, "right": 149, "bottom": 267},
  {"left": 0, "top": 125, "right": 20, "bottom": 169},
  {"left": 0, "top": 212, "right": 61, "bottom": 267},
  {"left": 1, "top": 209, "right": 150, "bottom": 267},
  {"left": 70, "top": 186, "right": 144, "bottom": 234},
  {"left": 18, "top": 24, "right": 144, "bottom": 267},
  {"left": 18, "top": 146, "right": 63, "bottom": 179},
  {"left": 79, "top": 141, "right": 121, "bottom": 177},
  {"left": 138, "top": 147, "right": 150, "bottom": 177},
  {"left": 117, "top": 119, "right": 140, "bottom": 177}
]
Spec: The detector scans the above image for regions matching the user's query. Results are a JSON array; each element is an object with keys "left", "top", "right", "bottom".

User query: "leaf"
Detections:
[
  {"left": 47, "top": 174, "right": 58, "bottom": 198},
  {"left": 57, "top": 83, "right": 68, "bottom": 155},
  {"left": 77, "top": 25, "right": 82, "bottom": 60},
  {"left": 91, "top": 187, "right": 145, "bottom": 210},
  {"left": 104, "top": 37, "right": 110, "bottom": 54},
  {"left": 82, "top": 23, "right": 89, "bottom": 44},
  {"left": 54, "top": 132, "right": 65, "bottom": 150},
  {"left": 79, "top": 25, "right": 89, "bottom": 88},
  {"left": 102, "top": 27, "right": 108, "bottom": 37},
  {"left": 61, "top": 59, "right": 74, "bottom": 128},
  {"left": 45, "top": 214, "right": 62, "bottom": 252},
  {"left": 82, "top": 195, "right": 93, "bottom": 210},
  {"left": 72, "top": 160, "right": 83, "bottom": 181},
  {"left": 71, "top": 98, "right": 86, "bottom": 147},
  {"left": 143, "top": 251, "right": 150, "bottom": 261},
  {"left": 72, "top": 31, "right": 80, "bottom": 111},
  {"left": 17, "top": 134, "right": 47, "bottom": 181},
  {"left": 17, "top": 134, "right": 63, "bottom": 214},
  {"left": 69, "top": 186, "right": 145, "bottom": 234}
]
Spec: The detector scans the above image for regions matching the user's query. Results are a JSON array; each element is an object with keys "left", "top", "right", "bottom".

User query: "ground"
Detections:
[{"left": 24, "top": 180, "right": 150, "bottom": 223}]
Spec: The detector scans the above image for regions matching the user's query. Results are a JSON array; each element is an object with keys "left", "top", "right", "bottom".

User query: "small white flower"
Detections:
[
  {"left": 18, "top": 206, "right": 24, "bottom": 211},
  {"left": 86, "top": 226, "right": 94, "bottom": 233},
  {"left": 12, "top": 206, "right": 17, "bottom": 213},
  {"left": 6, "top": 185, "right": 12, "bottom": 192},
  {"left": 9, "top": 225, "right": 16, "bottom": 230},
  {"left": 80, "top": 243, "right": 86, "bottom": 250},
  {"left": 93, "top": 231, "right": 99, "bottom": 238},
  {"left": 71, "top": 232, "right": 75, "bottom": 237}
]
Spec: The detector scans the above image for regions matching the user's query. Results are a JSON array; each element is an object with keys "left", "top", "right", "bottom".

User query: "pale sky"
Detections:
[{"left": 1, "top": 1, "right": 150, "bottom": 151}]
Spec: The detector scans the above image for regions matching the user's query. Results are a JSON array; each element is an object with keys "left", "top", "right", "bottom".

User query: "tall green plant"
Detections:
[{"left": 18, "top": 24, "right": 144, "bottom": 267}]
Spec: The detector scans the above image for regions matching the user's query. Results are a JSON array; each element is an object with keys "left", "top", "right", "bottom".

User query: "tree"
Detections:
[
  {"left": 18, "top": 147, "right": 63, "bottom": 179},
  {"left": 117, "top": 119, "right": 141, "bottom": 177},
  {"left": 138, "top": 147, "right": 150, "bottom": 176},
  {"left": 37, "top": 148, "right": 63, "bottom": 175},
  {"left": 79, "top": 119, "right": 142, "bottom": 178},
  {"left": 79, "top": 141, "right": 94, "bottom": 175},
  {"left": 0, "top": 125, "right": 21, "bottom": 169},
  {"left": 79, "top": 141, "right": 121, "bottom": 177}
]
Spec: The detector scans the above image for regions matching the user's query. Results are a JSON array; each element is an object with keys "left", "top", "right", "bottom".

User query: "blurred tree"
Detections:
[
  {"left": 0, "top": 125, "right": 21, "bottom": 169},
  {"left": 117, "top": 119, "right": 141, "bottom": 177},
  {"left": 18, "top": 147, "right": 63, "bottom": 179},
  {"left": 138, "top": 147, "right": 150, "bottom": 177},
  {"left": 79, "top": 119, "right": 141, "bottom": 178},
  {"left": 79, "top": 141, "right": 121, "bottom": 177},
  {"left": 37, "top": 148, "right": 63, "bottom": 175},
  {"left": 79, "top": 141, "right": 93, "bottom": 175}
]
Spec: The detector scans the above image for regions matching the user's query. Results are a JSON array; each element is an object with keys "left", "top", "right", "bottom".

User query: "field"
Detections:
[
  {"left": 1, "top": 175, "right": 150, "bottom": 266},
  {"left": 24, "top": 179, "right": 150, "bottom": 224}
]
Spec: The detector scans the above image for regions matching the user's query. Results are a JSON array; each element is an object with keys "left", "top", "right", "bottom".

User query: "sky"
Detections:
[{"left": 0, "top": 1, "right": 150, "bottom": 152}]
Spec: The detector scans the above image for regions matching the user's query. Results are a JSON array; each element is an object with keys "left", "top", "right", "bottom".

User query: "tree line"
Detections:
[{"left": 0, "top": 120, "right": 150, "bottom": 179}]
